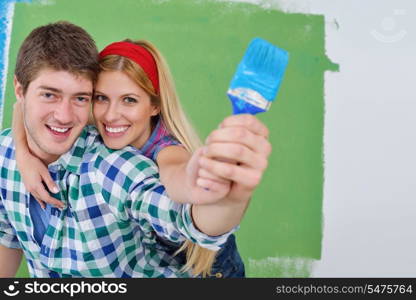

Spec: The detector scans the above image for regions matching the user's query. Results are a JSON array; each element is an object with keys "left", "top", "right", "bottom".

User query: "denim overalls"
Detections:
[{"left": 156, "top": 234, "right": 245, "bottom": 278}]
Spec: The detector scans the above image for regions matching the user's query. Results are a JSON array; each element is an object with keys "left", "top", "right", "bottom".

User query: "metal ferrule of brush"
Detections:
[{"left": 227, "top": 87, "right": 272, "bottom": 111}]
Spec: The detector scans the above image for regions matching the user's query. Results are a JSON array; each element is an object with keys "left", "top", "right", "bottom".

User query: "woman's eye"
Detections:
[
  {"left": 123, "top": 97, "right": 138, "bottom": 103},
  {"left": 93, "top": 95, "right": 107, "bottom": 102}
]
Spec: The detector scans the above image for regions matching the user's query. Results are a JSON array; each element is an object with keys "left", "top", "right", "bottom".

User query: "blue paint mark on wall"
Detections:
[{"left": 0, "top": 0, "right": 32, "bottom": 127}]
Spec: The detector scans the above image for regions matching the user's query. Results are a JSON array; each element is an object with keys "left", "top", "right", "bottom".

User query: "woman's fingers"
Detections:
[
  {"left": 203, "top": 142, "right": 268, "bottom": 171},
  {"left": 196, "top": 177, "right": 230, "bottom": 193},
  {"left": 40, "top": 170, "right": 59, "bottom": 194},
  {"left": 195, "top": 115, "right": 271, "bottom": 198},
  {"left": 197, "top": 166, "right": 231, "bottom": 193},
  {"left": 206, "top": 127, "right": 271, "bottom": 156},
  {"left": 219, "top": 114, "right": 269, "bottom": 138},
  {"left": 205, "top": 126, "right": 272, "bottom": 158},
  {"left": 198, "top": 167, "right": 230, "bottom": 185},
  {"left": 34, "top": 185, "right": 64, "bottom": 209},
  {"left": 33, "top": 196, "right": 46, "bottom": 210},
  {"left": 198, "top": 156, "right": 264, "bottom": 190}
]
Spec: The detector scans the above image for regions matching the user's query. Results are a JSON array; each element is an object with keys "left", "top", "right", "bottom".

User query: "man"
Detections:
[{"left": 0, "top": 22, "right": 271, "bottom": 277}]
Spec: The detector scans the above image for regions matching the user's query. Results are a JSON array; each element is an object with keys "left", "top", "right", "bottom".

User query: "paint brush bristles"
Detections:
[{"left": 227, "top": 38, "right": 289, "bottom": 115}]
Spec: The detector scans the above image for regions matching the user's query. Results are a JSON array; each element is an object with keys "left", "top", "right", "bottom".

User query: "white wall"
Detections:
[
  {"left": 232, "top": 0, "right": 416, "bottom": 276},
  {"left": 291, "top": 0, "right": 416, "bottom": 277}
]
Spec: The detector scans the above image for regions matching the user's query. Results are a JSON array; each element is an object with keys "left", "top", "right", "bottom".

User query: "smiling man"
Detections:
[
  {"left": 17, "top": 69, "right": 93, "bottom": 163},
  {"left": 0, "top": 21, "right": 99, "bottom": 276}
]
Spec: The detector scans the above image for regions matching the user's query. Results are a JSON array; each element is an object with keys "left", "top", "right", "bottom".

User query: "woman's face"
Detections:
[{"left": 93, "top": 70, "right": 159, "bottom": 150}]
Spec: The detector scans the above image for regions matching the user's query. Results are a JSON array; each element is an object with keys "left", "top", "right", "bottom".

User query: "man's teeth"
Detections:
[
  {"left": 105, "top": 126, "right": 128, "bottom": 133},
  {"left": 50, "top": 126, "right": 69, "bottom": 133}
]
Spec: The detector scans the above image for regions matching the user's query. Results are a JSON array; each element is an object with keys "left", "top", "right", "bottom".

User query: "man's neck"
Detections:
[{"left": 26, "top": 136, "right": 59, "bottom": 165}]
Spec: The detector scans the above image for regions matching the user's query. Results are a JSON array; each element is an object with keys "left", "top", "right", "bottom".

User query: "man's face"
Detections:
[{"left": 15, "top": 68, "right": 93, "bottom": 163}]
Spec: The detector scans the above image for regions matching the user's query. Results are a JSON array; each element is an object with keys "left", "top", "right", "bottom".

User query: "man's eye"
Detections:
[
  {"left": 76, "top": 96, "right": 89, "bottom": 102},
  {"left": 42, "top": 93, "right": 55, "bottom": 99},
  {"left": 123, "top": 97, "right": 138, "bottom": 103}
]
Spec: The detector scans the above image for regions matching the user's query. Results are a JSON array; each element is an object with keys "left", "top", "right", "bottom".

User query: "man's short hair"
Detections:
[{"left": 15, "top": 21, "right": 99, "bottom": 94}]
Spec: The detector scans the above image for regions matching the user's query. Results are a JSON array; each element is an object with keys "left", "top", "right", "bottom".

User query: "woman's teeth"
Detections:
[{"left": 105, "top": 126, "right": 128, "bottom": 133}]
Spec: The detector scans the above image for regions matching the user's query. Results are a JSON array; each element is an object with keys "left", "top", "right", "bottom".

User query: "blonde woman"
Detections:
[{"left": 14, "top": 40, "right": 270, "bottom": 277}]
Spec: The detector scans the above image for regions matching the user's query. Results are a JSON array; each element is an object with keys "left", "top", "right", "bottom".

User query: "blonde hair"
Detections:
[{"left": 99, "top": 40, "right": 217, "bottom": 277}]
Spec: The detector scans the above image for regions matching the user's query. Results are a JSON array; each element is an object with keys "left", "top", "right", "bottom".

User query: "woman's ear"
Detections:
[
  {"left": 13, "top": 76, "right": 24, "bottom": 102},
  {"left": 151, "top": 105, "right": 161, "bottom": 117}
]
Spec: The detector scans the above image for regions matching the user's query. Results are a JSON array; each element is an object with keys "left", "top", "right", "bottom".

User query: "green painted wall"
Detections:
[{"left": 4, "top": 0, "right": 337, "bottom": 277}]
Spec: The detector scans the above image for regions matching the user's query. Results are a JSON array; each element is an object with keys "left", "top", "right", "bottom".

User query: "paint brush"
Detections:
[{"left": 227, "top": 38, "right": 289, "bottom": 115}]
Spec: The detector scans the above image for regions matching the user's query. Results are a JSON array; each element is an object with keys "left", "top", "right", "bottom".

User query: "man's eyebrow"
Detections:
[
  {"left": 38, "top": 86, "right": 62, "bottom": 93},
  {"left": 38, "top": 86, "right": 92, "bottom": 96},
  {"left": 74, "top": 91, "right": 93, "bottom": 96}
]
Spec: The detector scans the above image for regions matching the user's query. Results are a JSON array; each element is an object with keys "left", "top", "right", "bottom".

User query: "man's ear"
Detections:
[{"left": 13, "top": 76, "right": 24, "bottom": 101}]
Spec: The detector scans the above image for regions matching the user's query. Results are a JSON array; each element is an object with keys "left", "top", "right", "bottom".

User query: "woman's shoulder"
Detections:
[{"left": 141, "top": 119, "right": 181, "bottom": 161}]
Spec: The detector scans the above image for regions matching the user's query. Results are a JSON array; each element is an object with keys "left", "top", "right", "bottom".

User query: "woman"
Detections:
[{"left": 14, "top": 39, "right": 245, "bottom": 277}]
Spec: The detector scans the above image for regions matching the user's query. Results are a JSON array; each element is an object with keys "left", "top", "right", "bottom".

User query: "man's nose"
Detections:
[{"left": 53, "top": 100, "right": 74, "bottom": 125}]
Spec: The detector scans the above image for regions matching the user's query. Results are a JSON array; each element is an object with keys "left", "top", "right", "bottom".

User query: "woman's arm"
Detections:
[
  {"left": 191, "top": 114, "right": 271, "bottom": 236},
  {"left": 12, "top": 102, "right": 63, "bottom": 209},
  {"left": 155, "top": 114, "right": 270, "bottom": 236},
  {"left": 156, "top": 145, "right": 231, "bottom": 204}
]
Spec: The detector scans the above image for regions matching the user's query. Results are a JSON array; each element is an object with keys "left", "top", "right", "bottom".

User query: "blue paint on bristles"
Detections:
[{"left": 227, "top": 38, "right": 289, "bottom": 115}]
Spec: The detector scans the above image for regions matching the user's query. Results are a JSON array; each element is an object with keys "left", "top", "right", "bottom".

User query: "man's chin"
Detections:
[
  {"left": 43, "top": 144, "right": 72, "bottom": 157},
  {"left": 43, "top": 136, "right": 78, "bottom": 157}
]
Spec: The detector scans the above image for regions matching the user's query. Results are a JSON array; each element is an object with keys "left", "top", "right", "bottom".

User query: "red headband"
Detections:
[{"left": 99, "top": 41, "right": 159, "bottom": 94}]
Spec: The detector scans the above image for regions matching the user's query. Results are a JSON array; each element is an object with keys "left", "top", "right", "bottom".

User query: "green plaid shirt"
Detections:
[{"left": 0, "top": 126, "right": 233, "bottom": 277}]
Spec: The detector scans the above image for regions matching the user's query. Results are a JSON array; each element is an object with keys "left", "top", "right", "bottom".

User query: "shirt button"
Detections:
[{"left": 215, "top": 272, "right": 223, "bottom": 278}]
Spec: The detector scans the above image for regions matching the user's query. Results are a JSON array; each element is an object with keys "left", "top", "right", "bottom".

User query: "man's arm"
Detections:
[
  {"left": 0, "top": 189, "right": 24, "bottom": 277},
  {"left": 124, "top": 160, "right": 233, "bottom": 251},
  {"left": 0, "top": 245, "right": 22, "bottom": 277}
]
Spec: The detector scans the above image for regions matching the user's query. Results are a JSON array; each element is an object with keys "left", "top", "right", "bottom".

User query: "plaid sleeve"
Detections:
[
  {"left": 127, "top": 174, "right": 236, "bottom": 251},
  {"left": 0, "top": 195, "right": 21, "bottom": 249}
]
